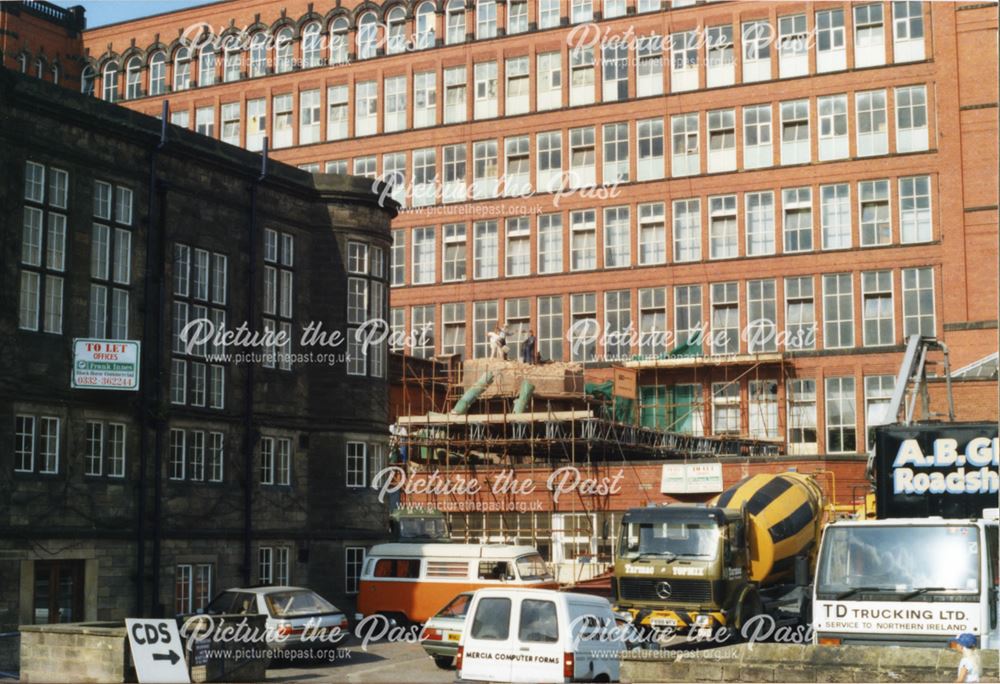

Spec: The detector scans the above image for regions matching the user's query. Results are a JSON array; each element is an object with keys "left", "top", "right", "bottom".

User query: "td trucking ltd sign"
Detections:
[
  {"left": 71, "top": 339, "right": 140, "bottom": 391},
  {"left": 814, "top": 601, "right": 979, "bottom": 637}
]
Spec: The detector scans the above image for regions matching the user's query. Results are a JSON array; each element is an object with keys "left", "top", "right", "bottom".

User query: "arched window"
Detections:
[
  {"left": 302, "top": 22, "right": 322, "bottom": 67},
  {"left": 386, "top": 7, "right": 407, "bottom": 54},
  {"left": 415, "top": 2, "right": 436, "bottom": 49},
  {"left": 446, "top": 0, "right": 466, "bottom": 45},
  {"left": 149, "top": 51, "right": 166, "bottom": 95},
  {"left": 199, "top": 44, "right": 216, "bottom": 86},
  {"left": 173, "top": 46, "right": 191, "bottom": 91},
  {"left": 250, "top": 32, "right": 268, "bottom": 76},
  {"left": 18, "top": 54, "right": 28, "bottom": 73},
  {"left": 34, "top": 58, "right": 45, "bottom": 78},
  {"left": 125, "top": 56, "right": 142, "bottom": 98},
  {"left": 222, "top": 34, "right": 242, "bottom": 82},
  {"left": 476, "top": 0, "right": 497, "bottom": 39},
  {"left": 102, "top": 61, "right": 119, "bottom": 101},
  {"left": 81, "top": 65, "right": 95, "bottom": 95},
  {"left": 275, "top": 27, "right": 294, "bottom": 73},
  {"left": 357, "top": 12, "right": 378, "bottom": 60},
  {"left": 329, "top": 17, "right": 349, "bottom": 64},
  {"left": 51, "top": 62, "right": 60, "bottom": 84}
]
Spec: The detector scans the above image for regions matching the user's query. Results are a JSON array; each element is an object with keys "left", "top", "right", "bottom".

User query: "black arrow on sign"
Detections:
[{"left": 152, "top": 651, "right": 181, "bottom": 666}]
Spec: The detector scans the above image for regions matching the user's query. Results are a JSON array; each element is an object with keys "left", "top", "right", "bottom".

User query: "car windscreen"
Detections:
[
  {"left": 515, "top": 554, "right": 554, "bottom": 581},
  {"left": 265, "top": 590, "right": 339, "bottom": 618},
  {"left": 619, "top": 520, "right": 720, "bottom": 559},
  {"left": 435, "top": 593, "right": 473, "bottom": 618},
  {"left": 205, "top": 591, "right": 258, "bottom": 615}
]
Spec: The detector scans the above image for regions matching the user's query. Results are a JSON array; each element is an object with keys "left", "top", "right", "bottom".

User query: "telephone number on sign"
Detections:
[{"left": 75, "top": 375, "right": 136, "bottom": 387}]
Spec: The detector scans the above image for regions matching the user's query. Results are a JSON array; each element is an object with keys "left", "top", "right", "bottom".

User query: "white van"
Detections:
[{"left": 456, "top": 588, "right": 622, "bottom": 683}]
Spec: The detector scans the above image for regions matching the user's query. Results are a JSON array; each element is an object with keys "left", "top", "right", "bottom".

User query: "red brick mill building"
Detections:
[{"left": 2, "top": 0, "right": 998, "bottom": 580}]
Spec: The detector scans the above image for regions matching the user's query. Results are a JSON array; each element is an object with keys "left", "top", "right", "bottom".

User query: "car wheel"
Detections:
[{"left": 433, "top": 655, "right": 455, "bottom": 670}]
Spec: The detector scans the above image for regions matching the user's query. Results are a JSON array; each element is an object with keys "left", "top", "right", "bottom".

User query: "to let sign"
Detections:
[
  {"left": 125, "top": 618, "right": 190, "bottom": 684},
  {"left": 661, "top": 462, "right": 724, "bottom": 494},
  {"left": 72, "top": 339, "right": 140, "bottom": 391}
]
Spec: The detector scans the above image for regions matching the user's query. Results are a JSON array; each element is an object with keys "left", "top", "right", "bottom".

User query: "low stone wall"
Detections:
[
  {"left": 19, "top": 623, "right": 128, "bottom": 683},
  {"left": 622, "top": 643, "right": 1000, "bottom": 683}
]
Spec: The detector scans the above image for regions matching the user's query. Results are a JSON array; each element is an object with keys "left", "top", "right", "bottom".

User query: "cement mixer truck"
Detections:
[{"left": 612, "top": 471, "right": 828, "bottom": 639}]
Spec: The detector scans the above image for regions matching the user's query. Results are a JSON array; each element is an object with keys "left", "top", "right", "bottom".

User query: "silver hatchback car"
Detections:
[{"left": 419, "top": 592, "right": 473, "bottom": 669}]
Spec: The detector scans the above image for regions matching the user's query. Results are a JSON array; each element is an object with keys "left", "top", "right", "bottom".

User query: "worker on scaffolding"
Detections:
[
  {"left": 489, "top": 325, "right": 509, "bottom": 359},
  {"left": 522, "top": 329, "right": 537, "bottom": 364}
]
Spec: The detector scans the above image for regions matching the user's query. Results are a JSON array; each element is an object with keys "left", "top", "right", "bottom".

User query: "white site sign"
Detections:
[
  {"left": 72, "top": 339, "right": 140, "bottom": 390},
  {"left": 660, "top": 462, "right": 724, "bottom": 494},
  {"left": 125, "top": 619, "right": 190, "bottom": 684},
  {"left": 814, "top": 600, "right": 980, "bottom": 636}
]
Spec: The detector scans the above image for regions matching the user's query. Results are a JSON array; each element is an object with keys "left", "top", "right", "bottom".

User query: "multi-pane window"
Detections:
[
  {"left": 506, "top": 57, "right": 530, "bottom": 116},
  {"left": 673, "top": 198, "right": 701, "bottom": 262},
  {"left": 747, "top": 279, "right": 777, "bottom": 353},
  {"left": 90, "top": 183, "right": 133, "bottom": 340},
  {"left": 638, "top": 287, "right": 666, "bottom": 357},
  {"left": 854, "top": 4, "right": 886, "bottom": 68},
  {"left": 743, "top": 104, "right": 772, "bottom": 169},
  {"left": 446, "top": 0, "right": 466, "bottom": 44},
  {"left": 355, "top": 81, "right": 378, "bottom": 136},
  {"left": 169, "top": 428, "right": 224, "bottom": 483},
  {"left": 357, "top": 13, "right": 378, "bottom": 59},
  {"left": 856, "top": 90, "right": 888, "bottom": 157},
  {"left": 674, "top": 285, "right": 703, "bottom": 352},
  {"left": 473, "top": 300, "right": 497, "bottom": 358},
  {"left": 820, "top": 183, "right": 851, "bottom": 250},
  {"left": 638, "top": 203, "right": 666, "bottom": 265},
  {"left": 536, "top": 131, "right": 562, "bottom": 193},
  {"left": 223, "top": 43, "right": 240, "bottom": 83},
  {"left": 862, "top": 270, "right": 894, "bottom": 347},
  {"left": 778, "top": 14, "right": 808, "bottom": 78},
  {"left": 221, "top": 102, "right": 241, "bottom": 146},
  {"left": 749, "top": 380, "right": 779, "bottom": 439},
  {"left": 859, "top": 179, "right": 891, "bottom": 246},
  {"left": 896, "top": 85, "right": 929, "bottom": 153},
  {"left": 412, "top": 227, "right": 435, "bottom": 285},
  {"left": 570, "top": 47, "right": 595, "bottom": 107},
  {"left": 473, "top": 140, "right": 498, "bottom": 199},
  {"left": 865, "top": 375, "right": 896, "bottom": 448},
  {"left": 302, "top": 22, "right": 322, "bottom": 67},
  {"left": 84, "top": 422, "right": 127, "bottom": 478},
  {"left": 299, "top": 89, "right": 320, "bottom": 144},
  {"left": 391, "top": 230, "right": 405, "bottom": 287},
  {"left": 442, "top": 303, "right": 466, "bottom": 358},
  {"left": 710, "top": 282, "right": 739, "bottom": 355},
  {"left": 414, "top": 72, "right": 436, "bottom": 129},
  {"left": 636, "top": 36, "right": 664, "bottom": 97},
  {"left": 706, "top": 25, "right": 734, "bottom": 87},
  {"left": 571, "top": 0, "right": 593, "bottom": 23},
  {"left": 413, "top": 148, "right": 437, "bottom": 207},
  {"left": 272, "top": 93, "right": 293, "bottom": 148},
  {"left": 671, "top": 113, "right": 699, "bottom": 177},
  {"left": 816, "top": 9, "right": 847, "bottom": 72},
  {"left": 354, "top": 156, "right": 377, "bottom": 179},
  {"left": 508, "top": 0, "right": 528, "bottom": 33},
  {"left": 709, "top": 195, "right": 737, "bottom": 259},
  {"left": 570, "top": 293, "right": 597, "bottom": 362},
  {"left": 505, "top": 217, "right": 531, "bottom": 277},
  {"left": 707, "top": 109, "right": 736, "bottom": 173},
  {"left": 746, "top": 191, "right": 775, "bottom": 256},
  {"left": 262, "top": 229, "right": 294, "bottom": 371},
  {"left": 818, "top": 94, "right": 849, "bottom": 161},
  {"left": 537, "top": 52, "right": 562, "bottom": 111},
  {"left": 346, "top": 547, "right": 366, "bottom": 594},
  {"left": 602, "top": 44, "right": 629, "bottom": 103},
  {"left": 412, "top": 304, "right": 435, "bottom": 358},
  {"left": 173, "top": 47, "right": 192, "bottom": 91},
  {"left": 385, "top": 76, "right": 407, "bottom": 133},
  {"left": 327, "top": 85, "right": 348, "bottom": 141},
  {"left": 637, "top": 118, "right": 664, "bottom": 181},
  {"left": 260, "top": 436, "right": 292, "bottom": 486},
  {"left": 712, "top": 383, "right": 740, "bottom": 434},
  {"left": 172, "top": 243, "right": 227, "bottom": 405},
  {"left": 823, "top": 273, "right": 854, "bottom": 349},
  {"left": 246, "top": 98, "right": 266, "bottom": 151},
  {"left": 604, "top": 290, "right": 631, "bottom": 359},
  {"left": 444, "top": 66, "right": 467, "bottom": 124},
  {"left": 274, "top": 28, "right": 294, "bottom": 74},
  {"left": 195, "top": 106, "right": 214, "bottom": 137},
  {"left": 538, "top": 295, "right": 563, "bottom": 362},
  {"left": 785, "top": 276, "right": 815, "bottom": 350},
  {"left": 787, "top": 379, "right": 817, "bottom": 451},
  {"left": 780, "top": 100, "right": 810, "bottom": 165},
  {"left": 175, "top": 563, "right": 213, "bottom": 615},
  {"left": 603, "top": 206, "right": 630, "bottom": 268},
  {"left": 383, "top": 152, "right": 406, "bottom": 208},
  {"left": 603, "top": 123, "right": 629, "bottom": 183},
  {"left": 348, "top": 240, "right": 386, "bottom": 378},
  {"left": 443, "top": 144, "right": 467, "bottom": 203},
  {"left": 20, "top": 162, "right": 67, "bottom": 334},
  {"left": 538, "top": 0, "right": 560, "bottom": 28},
  {"left": 899, "top": 176, "right": 931, "bottom": 243},
  {"left": 505, "top": 136, "right": 531, "bottom": 196},
  {"left": 386, "top": 8, "right": 407, "bottom": 54},
  {"left": 14, "top": 415, "right": 60, "bottom": 474},
  {"left": 505, "top": 298, "right": 531, "bottom": 360},
  {"left": 474, "top": 61, "right": 498, "bottom": 120},
  {"left": 782, "top": 187, "right": 813, "bottom": 253},
  {"left": 826, "top": 377, "right": 857, "bottom": 453},
  {"left": 473, "top": 221, "right": 498, "bottom": 279},
  {"left": 125, "top": 57, "right": 142, "bottom": 99},
  {"left": 893, "top": 1, "right": 925, "bottom": 62},
  {"left": 149, "top": 52, "right": 166, "bottom": 95},
  {"left": 477, "top": 0, "right": 497, "bottom": 39},
  {"left": 902, "top": 267, "right": 935, "bottom": 337},
  {"left": 670, "top": 31, "right": 698, "bottom": 92},
  {"left": 538, "top": 213, "right": 563, "bottom": 274},
  {"left": 570, "top": 210, "right": 597, "bottom": 271},
  {"left": 742, "top": 20, "right": 772, "bottom": 83},
  {"left": 569, "top": 127, "right": 596, "bottom": 188}
]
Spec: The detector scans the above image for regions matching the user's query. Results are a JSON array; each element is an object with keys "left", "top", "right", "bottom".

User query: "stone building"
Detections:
[{"left": 0, "top": 67, "right": 397, "bottom": 631}]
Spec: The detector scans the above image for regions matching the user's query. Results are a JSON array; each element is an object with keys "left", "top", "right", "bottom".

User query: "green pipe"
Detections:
[
  {"left": 512, "top": 380, "right": 535, "bottom": 413},
  {"left": 452, "top": 372, "right": 494, "bottom": 415}
]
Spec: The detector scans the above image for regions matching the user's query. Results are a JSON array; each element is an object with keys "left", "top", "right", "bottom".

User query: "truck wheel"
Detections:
[
  {"left": 736, "top": 592, "right": 763, "bottom": 637},
  {"left": 433, "top": 655, "right": 455, "bottom": 670}
]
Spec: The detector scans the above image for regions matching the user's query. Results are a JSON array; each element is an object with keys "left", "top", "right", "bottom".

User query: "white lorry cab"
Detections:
[{"left": 456, "top": 588, "right": 622, "bottom": 683}]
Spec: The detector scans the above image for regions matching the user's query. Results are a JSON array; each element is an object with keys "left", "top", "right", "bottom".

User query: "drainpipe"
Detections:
[{"left": 243, "top": 138, "right": 268, "bottom": 584}]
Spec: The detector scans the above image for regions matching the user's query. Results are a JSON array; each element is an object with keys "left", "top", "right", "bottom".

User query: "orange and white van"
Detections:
[{"left": 356, "top": 543, "right": 558, "bottom": 624}]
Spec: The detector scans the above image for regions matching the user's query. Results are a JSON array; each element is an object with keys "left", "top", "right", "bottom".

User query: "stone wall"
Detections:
[
  {"left": 622, "top": 643, "right": 1000, "bottom": 683},
  {"left": 19, "top": 624, "right": 128, "bottom": 684}
]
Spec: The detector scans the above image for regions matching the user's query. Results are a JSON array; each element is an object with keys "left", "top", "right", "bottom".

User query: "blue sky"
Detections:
[{"left": 52, "top": 1, "right": 214, "bottom": 28}]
